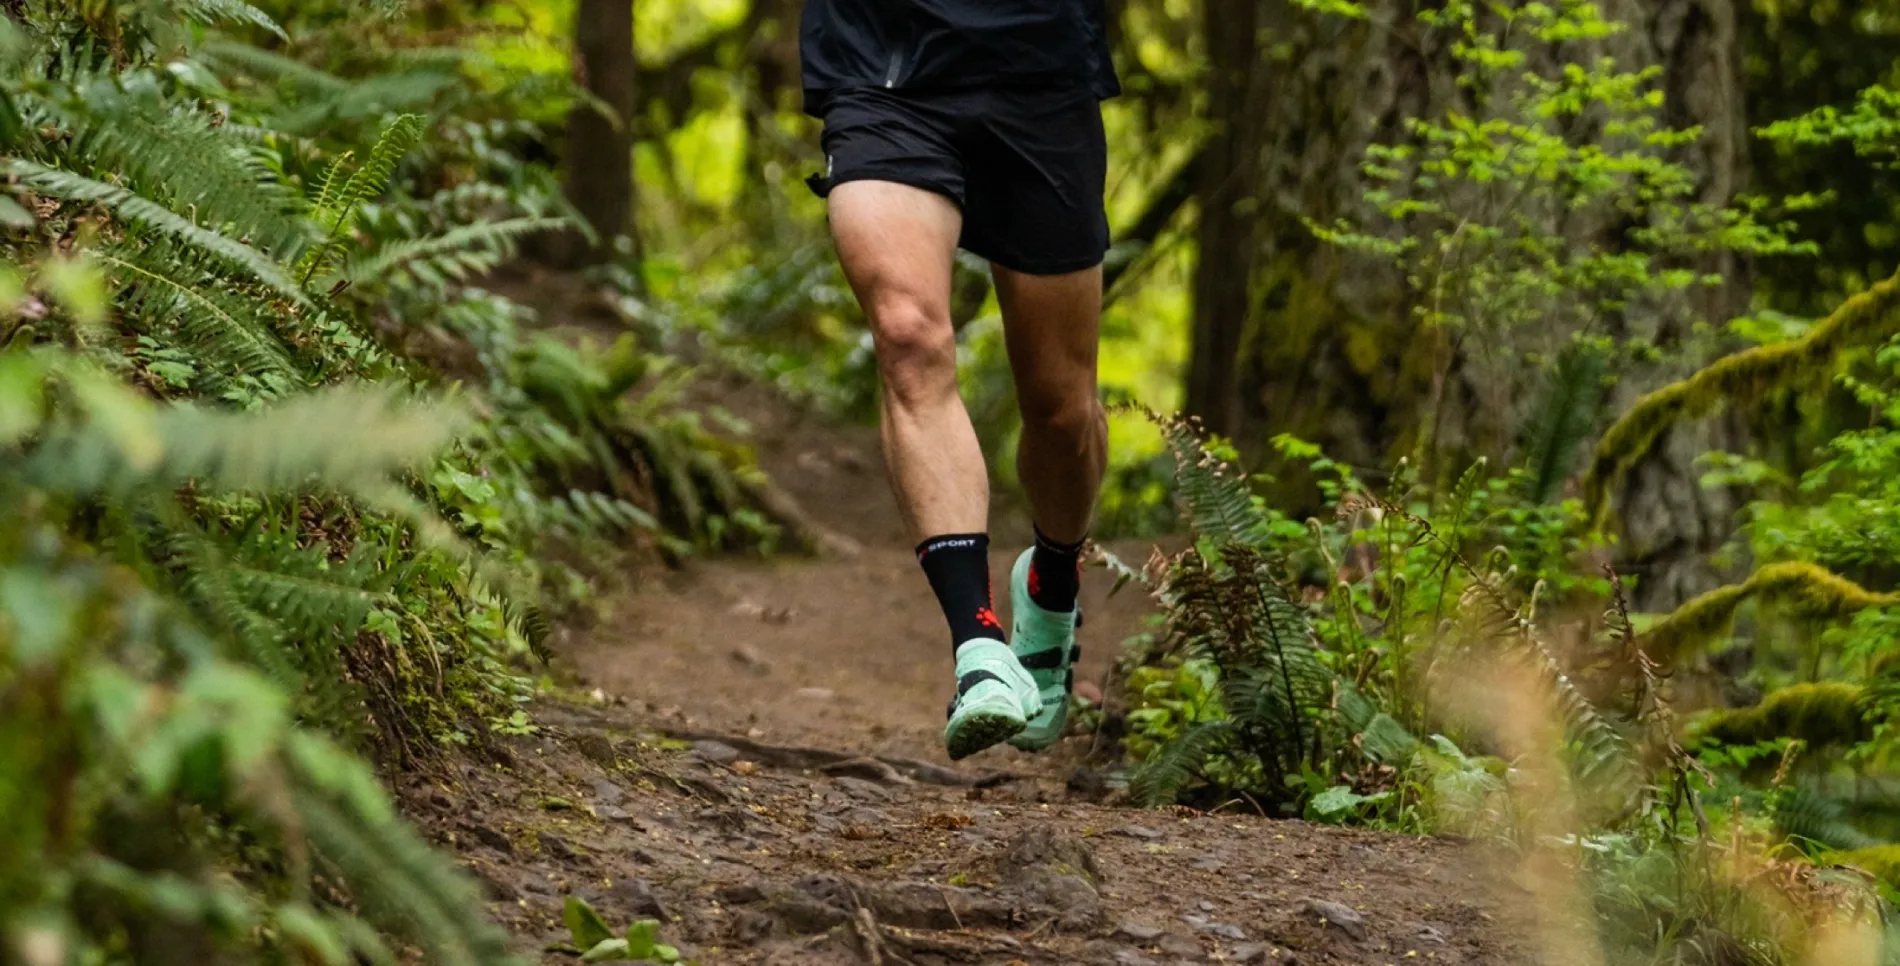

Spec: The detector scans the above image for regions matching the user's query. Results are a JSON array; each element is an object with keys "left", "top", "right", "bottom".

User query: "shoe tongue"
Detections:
[{"left": 954, "top": 637, "right": 1011, "bottom": 671}]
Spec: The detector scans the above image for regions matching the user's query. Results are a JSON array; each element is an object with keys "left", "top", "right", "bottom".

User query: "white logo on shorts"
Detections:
[{"left": 826, "top": 155, "right": 834, "bottom": 177}]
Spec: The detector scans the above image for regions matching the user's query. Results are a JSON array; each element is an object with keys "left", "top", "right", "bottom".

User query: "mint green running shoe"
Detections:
[
  {"left": 1006, "top": 549, "right": 1080, "bottom": 751},
  {"left": 944, "top": 638, "right": 1042, "bottom": 760}
]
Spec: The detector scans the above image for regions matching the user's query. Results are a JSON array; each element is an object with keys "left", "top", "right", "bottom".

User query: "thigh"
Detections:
[
  {"left": 827, "top": 180, "right": 962, "bottom": 316},
  {"left": 814, "top": 90, "right": 967, "bottom": 321},
  {"left": 961, "top": 88, "right": 1110, "bottom": 277}
]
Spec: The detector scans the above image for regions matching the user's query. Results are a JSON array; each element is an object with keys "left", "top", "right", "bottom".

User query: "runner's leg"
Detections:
[
  {"left": 826, "top": 180, "right": 986, "bottom": 541},
  {"left": 994, "top": 264, "right": 1107, "bottom": 546}
]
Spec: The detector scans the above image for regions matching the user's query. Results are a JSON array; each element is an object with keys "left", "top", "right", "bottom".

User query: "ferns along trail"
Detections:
[{"left": 10, "top": 2, "right": 1900, "bottom": 966}]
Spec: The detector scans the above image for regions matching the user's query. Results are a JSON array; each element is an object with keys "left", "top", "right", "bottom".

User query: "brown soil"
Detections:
[{"left": 403, "top": 374, "right": 1534, "bottom": 965}]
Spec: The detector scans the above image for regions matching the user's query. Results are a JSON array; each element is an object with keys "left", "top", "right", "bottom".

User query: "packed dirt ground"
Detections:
[{"left": 396, "top": 367, "right": 1537, "bottom": 964}]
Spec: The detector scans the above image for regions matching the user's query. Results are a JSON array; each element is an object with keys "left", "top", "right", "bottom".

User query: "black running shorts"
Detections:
[{"left": 806, "top": 86, "right": 1110, "bottom": 276}]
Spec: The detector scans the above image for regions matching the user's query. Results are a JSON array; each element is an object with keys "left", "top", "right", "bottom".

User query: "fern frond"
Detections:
[
  {"left": 31, "top": 79, "right": 311, "bottom": 254},
  {"left": 1129, "top": 720, "right": 1231, "bottom": 807},
  {"left": 1584, "top": 267, "right": 1900, "bottom": 525},
  {"left": 198, "top": 40, "right": 348, "bottom": 93},
  {"left": 93, "top": 248, "right": 304, "bottom": 388},
  {"left": 1774, "top": 784, "right": 1882, "bottom": 852},
  {"left": 1159, "top": 414, "right": 1263, "bottom": 546},
  {"left": 1520, "top": 342, "right": 1608, "bottom": 504},
  {"left": 176, "top": 0, "right": 288, "bottom": 40},
  {"left": 342, "top": 216, "right": 567, "bottom": 291},
  {"left": 505, "top": 598, "right": 553, "bottom": 664},
  {"left": 1641, "top": 562, "right": 1897, "bottom": 666},
  {"left": 6, "top": 159, "right": 310, "bottom": 309},
  {"left": 271, "top": 74, "right": 455, "bottom": 137},
  {"left": 26, "top": 380, "right": 464, "bottom": 499},
  {"left": 290, "top": 764, "right": 515, "bottom": 966},
  {"left": 298, "top": 114, "right": 427, "bottom": 286}
]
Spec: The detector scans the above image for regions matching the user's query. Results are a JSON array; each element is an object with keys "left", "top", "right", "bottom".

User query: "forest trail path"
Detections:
[{"left": 402, "top": 326, "right": 1535, "bottom": 963}]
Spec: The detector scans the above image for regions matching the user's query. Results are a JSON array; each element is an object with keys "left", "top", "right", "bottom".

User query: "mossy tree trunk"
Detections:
[{"left": 1186, "top": 0, "right": 1750, "bottom": 608}]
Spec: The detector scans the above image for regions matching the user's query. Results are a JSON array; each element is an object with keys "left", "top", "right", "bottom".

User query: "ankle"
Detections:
[{"left": 1026, "top": 526, "right": 1084, "bottom": 613}]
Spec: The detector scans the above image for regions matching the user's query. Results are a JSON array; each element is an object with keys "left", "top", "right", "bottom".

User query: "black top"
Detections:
[{"left": 799, "top": 0, "right": 1120, "bottom": 114}]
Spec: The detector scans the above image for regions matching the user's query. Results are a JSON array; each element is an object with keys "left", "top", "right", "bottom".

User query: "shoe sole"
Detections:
[
  {"left": 1007, "top": 700, "right": 1069, "bottom": 752},
  {"left": 946, "top": 707, "right": 1027, "bottom": 761}
]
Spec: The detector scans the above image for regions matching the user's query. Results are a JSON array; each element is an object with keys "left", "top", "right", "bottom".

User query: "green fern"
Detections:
[
  {"left": 4, "top": 158, "right": 311, "bottom": 309},
  {"left": 342, "top": 216, "right": 569, "bottom": 292},
  {"left": 298, "top": 114, "right": 428, "bottom": 286},
  {"left": 26, "top": 73, "right": 311, "bottom": 254},
  {"left": 176, "top": 0, "right": 289, "bottom": 40},
  {"left": 1520, "top": 341, "right": 1609, "bottom": 504},
  {"left": 1158, "top": 412, "right": 1266, "bottom": 547},
  {"left": 1129, "top": 719, "right": 1232, "bottom": 807}
]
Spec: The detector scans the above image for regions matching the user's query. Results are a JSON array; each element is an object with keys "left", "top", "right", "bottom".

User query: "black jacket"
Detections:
[{"left": 799, "top": 0, "right": 1119, "bottom": 114}]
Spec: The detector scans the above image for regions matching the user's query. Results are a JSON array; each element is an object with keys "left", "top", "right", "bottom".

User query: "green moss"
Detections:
[
  {"left": 1585, "top": 268, "right": 1900, "bottom": 526},
  {"left": 1689, "top": 682, "right": 1871, "bottom": 750},
  {"left": 1641, "top": 561, "right": 1897, "bottom": 666},
  {"left": 1829, "top": 845, "right": 1900, "bottom": 887}
]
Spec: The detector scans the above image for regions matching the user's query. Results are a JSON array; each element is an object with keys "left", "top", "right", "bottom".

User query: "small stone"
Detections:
[
  {"left": 1191, "top": 856, "right": 1222, "bottom": 871},
  {"left": 691, "top": 740, "right": 741, "bottom": 764},
  {"left": 1118, "top": 824, "right": 1164, "bottom": 840},
  {"left": 732, "top": 909, "right": 774, "bottom": 942},
  {"left": 733, "top": 760, "right": 758, "bottom": 776},
  {"left": 794, "top": 687, "right": 834, "bottom": 700},
  {"left": 539, "top": 833, "right": 577, "bottom": 860},
  {"left": 591, "top": 779, "right": 626, "bottom": 806},
  {"left": 833, "top": 776, "right": 896, "bottom": 802},
  {"left": 1296, "top": 898, "right": 1367, "bottom": 941},
  {"left": 1416, "top": 924, "right": 1450, "bottom": 945},
  {"left": 1229, "top": 944, "right": 1267, "bottom": 964},
  {"left": 1199, "top": 900, "right": 1216, "bottom": 912},
  {"left": 1155, "top": 932, "right": 1201, "bottom": 958},
  {"left": 1113, "top": 952, "right": 1160, "bottom": 966},
  {"left": 599, "top": 805, "right": 632, "bottom": 821},
  {"left": 589, "top": 687, "right": 608, "bottom": 704},
  {"left": 612, "top": 878, "right": 669, "bottom": 920},
  {"left": 1200, "top": 922, "right": 1246, "bottom": 941},
  {"left": 1116, "top": 922, "right": 1166, "bottom": 942},
  {"left": 465, "top": 824, "right": 513, "bottom": 854},
  {"left": 718, "top": 883, "right": 765, "bottom": 905}
]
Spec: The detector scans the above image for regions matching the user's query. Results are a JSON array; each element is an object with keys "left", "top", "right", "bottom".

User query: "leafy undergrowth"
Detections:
[{"left": 0, "top": 5, "right": 781, "bottom": 964}]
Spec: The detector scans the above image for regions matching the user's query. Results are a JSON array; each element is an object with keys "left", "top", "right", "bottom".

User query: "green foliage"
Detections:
[
  {"left": 562, "top": 897, "right": 680, "bottom": 964},
  {"left": 1584, "top": 269, "right": 1900, "bottom": 524},
  {"left": 0, "top": 3, "right": 783, "bottom": 964},
  {"left": 1119, "top": 412, "right": 1623, "bottom": 817},
  {"left": 0, "top": 350, "right": 516, "bottom": 966},
  {"left": 1310, "top": 0, "right": 1807, "bottom": 477}
]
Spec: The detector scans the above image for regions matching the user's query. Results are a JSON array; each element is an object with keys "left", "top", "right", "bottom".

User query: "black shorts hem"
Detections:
[
  {"left": 967, "top": 246, "right": 1105, "bottom": 276},
  {"left": 812, "top": 168, "right": 965, "bottom": 210}
]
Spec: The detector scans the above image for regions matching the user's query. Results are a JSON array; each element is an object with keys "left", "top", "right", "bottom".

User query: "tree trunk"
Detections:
[
  {"left": 1601, "top": 0, "right": 1752, "bottom": 609},
  {"left": 1185, "top": 0, "right": 1280, "bottom": 438},
  {"left": 553, "top": 0, "right": 637, "bottom": 267}
]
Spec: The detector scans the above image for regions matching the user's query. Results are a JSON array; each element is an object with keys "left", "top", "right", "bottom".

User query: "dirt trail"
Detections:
[{"left": 404, "top": 378, "right": 1534, "bottom": 965}]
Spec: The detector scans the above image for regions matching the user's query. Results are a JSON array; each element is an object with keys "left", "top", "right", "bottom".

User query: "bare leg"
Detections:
[
  {"left": 994, "top": 264, "right": 1107, "bottom": 544},
  {"left": 828, "top": 181, "right": 987, "bottom": 540}
]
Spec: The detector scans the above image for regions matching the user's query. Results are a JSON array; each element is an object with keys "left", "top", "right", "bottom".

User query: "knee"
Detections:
[
  {"left": 868, "top": 295, "right": 957, "bottom": 405},
  {"left": 1020, "top": 387, "right": 1104, "bottom": 443}
]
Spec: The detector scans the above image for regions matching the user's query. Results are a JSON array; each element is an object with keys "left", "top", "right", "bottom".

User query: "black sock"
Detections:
[
  {"left": 1027, "top": 526, "right": 1084, "bottom": 613},
  {"left": 917, "top": 533, "right": 1001, "bottom": 653}
]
